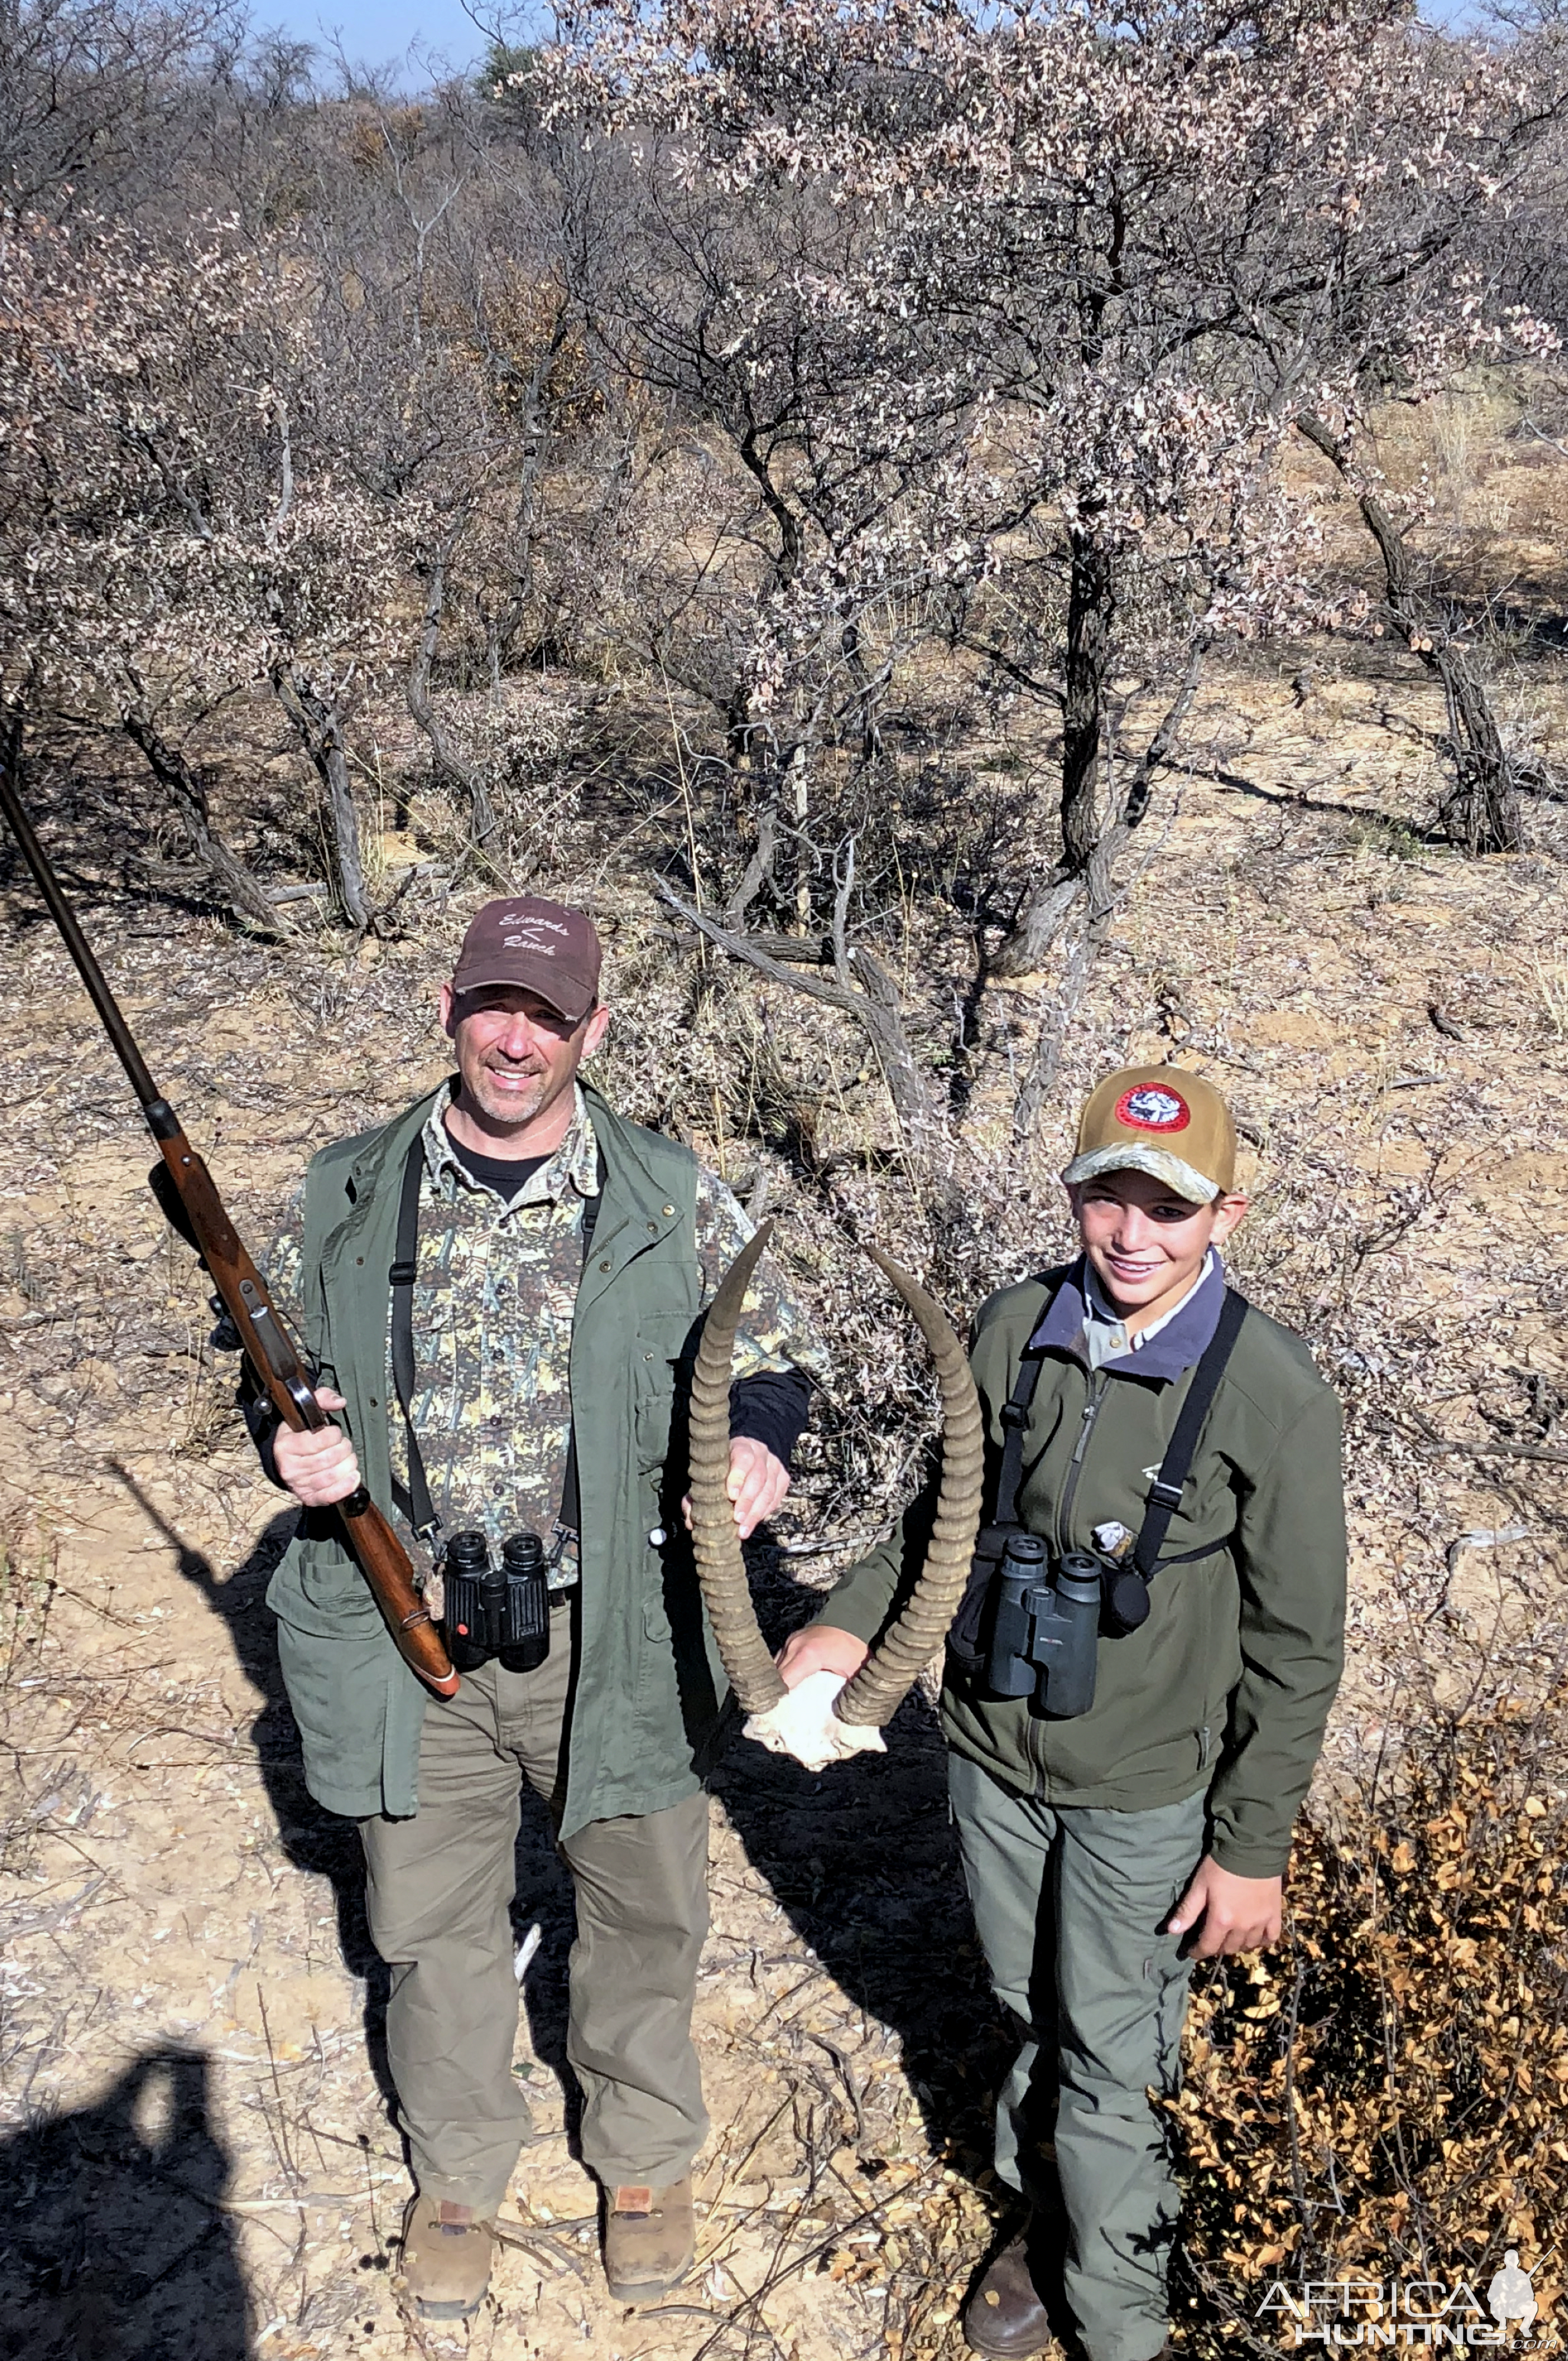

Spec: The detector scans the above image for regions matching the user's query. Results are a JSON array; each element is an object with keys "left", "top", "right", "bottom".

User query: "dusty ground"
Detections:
[{"left": 1, "top": 640, "right": 1566, "bottom": 2361}]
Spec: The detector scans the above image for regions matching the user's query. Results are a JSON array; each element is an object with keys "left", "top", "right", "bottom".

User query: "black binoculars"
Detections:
[
  {"left": 440, "top": 1529, "right": 550, "bottom": 1675},
  {"left": 986, "top": 1534, "right": 1102, "bottom": 1718}
]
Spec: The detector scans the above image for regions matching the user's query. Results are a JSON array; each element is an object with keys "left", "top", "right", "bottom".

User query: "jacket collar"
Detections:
[
  {"left": 324, "top": 1078, "right": 682, "bottom": 1278},
  {"left": 420, "top": 1078, "right": 603, "bottom": 1208},
  {"left": 1029, "top": 1252, "right": 1228, "bottom": 1382}
]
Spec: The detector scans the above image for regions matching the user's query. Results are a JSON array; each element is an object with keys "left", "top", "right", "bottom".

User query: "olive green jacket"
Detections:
[
  {"left": 265, "top": 1083, "right": 733, "bottom": 1836},
  {"left": 819, "top": 1269, "right": 1346, "bottom": 1876}
]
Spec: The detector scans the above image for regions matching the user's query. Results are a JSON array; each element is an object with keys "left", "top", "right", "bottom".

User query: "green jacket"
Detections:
[
  {"left": 265, "top": 1083, "right": 734, "bottom": 1836},
  {"left": 820, "top": 1263, "right": 1346, "bottom": 1876}
]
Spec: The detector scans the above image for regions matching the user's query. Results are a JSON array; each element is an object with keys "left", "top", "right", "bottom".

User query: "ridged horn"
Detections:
[
  {"left": 687, "top": 1217, "right": 788, "bottom": 1712},
  {"left": 833, "top": 1245, "right": 985, "bottom": 1729}
]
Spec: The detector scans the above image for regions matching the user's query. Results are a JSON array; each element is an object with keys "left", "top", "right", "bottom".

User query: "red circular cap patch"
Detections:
[{"left": 1114, "top": 1084, "right": 1190, "bottom": 1133}]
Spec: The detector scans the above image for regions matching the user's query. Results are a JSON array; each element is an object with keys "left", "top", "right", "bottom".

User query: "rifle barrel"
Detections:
[
  {"left": 0, "top": 746, "right": 460, "bottom": 1699},
  {"left": 0, "top": 755, "right": 173, "bottom": 1132}
]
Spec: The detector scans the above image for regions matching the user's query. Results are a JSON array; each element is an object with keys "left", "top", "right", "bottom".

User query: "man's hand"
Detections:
[
  {"left": 273, "top": 1386, "right": 362, "bottom": 1507},
  {"left": 775, "top": 1623, "right": 870, "bottom": 1689},
  {"left": 681, "top": 1437, "right": 790, "bottom": 1542},
  {"left": 1167, "top": 1856, "right": 1284, "bottom": 1958}
]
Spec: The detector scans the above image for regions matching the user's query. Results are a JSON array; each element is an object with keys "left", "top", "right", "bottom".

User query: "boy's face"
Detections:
[{"left": 1069, "top": 1168, "right": 1248, "bottom": 1329}]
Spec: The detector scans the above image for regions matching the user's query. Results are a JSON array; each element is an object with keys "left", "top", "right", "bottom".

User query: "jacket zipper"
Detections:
[
  {"left": 1054, "top": 1368, "right": 1108, "bottom": 1556},
  {"left": 1032, "top": 1367, "right": 1109, "bottom": 1784}
]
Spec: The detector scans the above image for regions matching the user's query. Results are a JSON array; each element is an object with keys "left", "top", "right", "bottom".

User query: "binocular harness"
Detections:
[
  {"left": 958, "top": 1278, "right": 1251, "bottom": 1721},
  {"left": 985, "top": 1531, "right": 1161, "bottom": 1716}
]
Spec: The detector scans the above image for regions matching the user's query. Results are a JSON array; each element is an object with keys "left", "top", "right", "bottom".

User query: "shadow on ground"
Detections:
[
  {"left": 102, "top": 1469, "right": 1011, "bottom": 2209},
  {"left": 712, "top": 1549, "right": 1011, "bottom": 2186},
  {"left": 0, "top": 2046, "right": 250, "bottom": 2359},
  {"left": 106, "top": 1466, "right": 398, "bottom": 2114}
]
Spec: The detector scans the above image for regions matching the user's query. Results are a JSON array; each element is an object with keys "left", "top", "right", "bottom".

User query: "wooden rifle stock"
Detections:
[{"left": 0, "top": 745, "right": 459, "bottom": 1699}]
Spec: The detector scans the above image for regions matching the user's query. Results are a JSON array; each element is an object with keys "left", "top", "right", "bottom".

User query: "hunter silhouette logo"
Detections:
[
  {"left": 1258, "top": 2254, "right": 1558, "bottom": 2347},
  {"left": 1490, "top": 2255, "right": 1542, "bottom": 2333},
  {"left": 1115, "top": 1084, "right": 1191, "bottom": 1133}
]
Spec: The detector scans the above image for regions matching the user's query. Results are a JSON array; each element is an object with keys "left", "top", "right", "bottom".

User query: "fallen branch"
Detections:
[
  {"left": 655, "top": 881, "right": 940, "bottom": 1155},
  {"left": 1367, "top": 1417, "right": 1568, "bottom": 1469},
  {"left": 1414, "top": 1436, "right": 1568, "bottom": 1469}
]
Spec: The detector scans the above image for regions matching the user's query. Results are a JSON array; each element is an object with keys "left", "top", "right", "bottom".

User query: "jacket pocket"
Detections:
[
  {"left": 266, "top": 1536, "right": 402, "bottom": 1814},
  {"left": 287, "top": 1529, "right": 388, "bottom": 1628},
  {"left": 633, "top": 1311, "right": 691, "bottom": 1473},
  {"left": 946, "top": 1528, "right": 1006, "bottom": 1676}
]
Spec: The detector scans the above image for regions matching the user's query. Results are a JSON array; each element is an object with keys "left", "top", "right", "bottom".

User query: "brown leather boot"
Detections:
[
  {"left": 963, "top": 2230, "right": 1053, "bottom": 2359},
  {"left": 602, "top": 2177, "right": 696, "bottom": 2304},
  {"left": 399, "top": 2195, "right": 495, "bottom": 2321}
]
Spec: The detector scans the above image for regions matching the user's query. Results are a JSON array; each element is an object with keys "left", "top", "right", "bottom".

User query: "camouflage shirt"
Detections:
[{"left": 263, "top": 1081, "right": 825, "bottom": 1585}]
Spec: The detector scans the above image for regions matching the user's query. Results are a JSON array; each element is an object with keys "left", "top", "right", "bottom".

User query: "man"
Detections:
[
  {"left": 778, "top": 1066, "right": 1346, "bottom": 2361},
  {"left": 254, "top": 896, "right": 823, "bottom": 2321}
]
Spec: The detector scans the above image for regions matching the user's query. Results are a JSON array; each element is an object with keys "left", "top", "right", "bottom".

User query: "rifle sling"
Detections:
[{"left": 388, "top": 1132, "right": 605, "bottom": 1548}]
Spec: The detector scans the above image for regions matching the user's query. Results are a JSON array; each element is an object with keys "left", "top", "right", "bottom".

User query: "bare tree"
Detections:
[
  {"left": 1295, "top": 413, "right": 1528, "bottom": 854},
  {"left": 0, "top": 0, "right": 243, "bottom": 218},
  {"left": 0, "top": 214, "right": 410, "bottom": 929},
  {"left": 548, "top": 0, "right": 1566, "bottom": 936}
]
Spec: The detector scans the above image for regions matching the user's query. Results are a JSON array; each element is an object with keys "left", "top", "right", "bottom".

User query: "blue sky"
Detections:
[{"left": 259, "top": 1, "right": 523, "bottom": 84}]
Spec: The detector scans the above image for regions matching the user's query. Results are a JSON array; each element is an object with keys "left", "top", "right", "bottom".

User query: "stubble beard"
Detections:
[{"left": 464, "top": 1057, "right": 553, "bottom": 1134}]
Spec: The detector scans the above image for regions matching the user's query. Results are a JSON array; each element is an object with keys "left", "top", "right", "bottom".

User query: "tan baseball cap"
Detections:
[
  {"left": 1062, "top": 1065, "right": 1237, "bottom": 1205},
  {"left": 449, "top": 896, "right": 602, "bottom": 1022}
]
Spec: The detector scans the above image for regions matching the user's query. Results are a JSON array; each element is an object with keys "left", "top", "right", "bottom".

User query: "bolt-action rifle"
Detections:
[{"left": 0, "top": 753, "right": 459, "bottom": 1699}]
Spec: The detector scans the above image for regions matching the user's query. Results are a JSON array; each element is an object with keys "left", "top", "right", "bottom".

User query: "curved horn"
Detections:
[
  {"left": 834, "top": 1246, "right": 984, "bottom": 1729},
  {"left": 687, "top": 1218, "right": 787, "bottom": 1713}
]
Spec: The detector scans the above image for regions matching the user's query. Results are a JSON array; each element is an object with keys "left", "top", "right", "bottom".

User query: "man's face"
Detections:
[
  {"left": 1070, "top": 1168, "right": 1248, "bottom": 1326},
  {"left": 438, "top": 981, "right": 610, "bottom": 1134}
]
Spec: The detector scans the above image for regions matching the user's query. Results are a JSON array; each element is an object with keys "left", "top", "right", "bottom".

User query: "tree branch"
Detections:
[
  {"left": 654, "top": 881, "right": 937, "bottom": 1150},
  {"left": 407, "top": 529, "right": 497, "bottom": 844}
]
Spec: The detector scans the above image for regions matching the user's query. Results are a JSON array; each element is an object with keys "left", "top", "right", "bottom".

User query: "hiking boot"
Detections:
[
  {"left": 399, "top": 2195, "right": 494, "bottom": 2320},
  {"left": 963, "top": 2230, "right": 1054, "bottom": 2359},
  {"left": 602, "top": 2177, "right": 696, "bottom": 2304}
]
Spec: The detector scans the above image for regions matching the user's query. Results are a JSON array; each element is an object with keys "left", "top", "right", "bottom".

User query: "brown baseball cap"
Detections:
[
  {"left": 1062, "top": 1065, "right": 1237, "bottom": 1205},
  {"left": 449, "top": 896, "right": 602, "bottom": 1023}
]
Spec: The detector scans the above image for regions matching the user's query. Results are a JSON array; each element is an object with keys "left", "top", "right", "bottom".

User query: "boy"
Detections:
[{"left": 779, "top": 1066, "right": 1346, "bottom": 2361}]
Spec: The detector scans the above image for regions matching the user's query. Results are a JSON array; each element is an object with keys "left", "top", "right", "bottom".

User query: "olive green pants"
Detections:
[
  {"left": 360, "top": 1628, "right": 711, "bottom": 2213},
  {"left": 949, "top": 1753, "right": 1208, "bottom": 2361}
]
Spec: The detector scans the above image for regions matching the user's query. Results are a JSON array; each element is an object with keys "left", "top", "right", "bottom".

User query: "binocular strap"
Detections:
[
  {"left": 1132, "top": 1286, "right": 1249, "bottom": 1578},
  {"left": 990, "top": 1278, "right": 1250, "bottom": 1583}
]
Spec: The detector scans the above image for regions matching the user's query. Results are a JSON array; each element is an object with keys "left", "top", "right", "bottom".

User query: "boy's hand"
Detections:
[{"left": 1167, "top": 1858, "right": 1284, "bottom": 1957}]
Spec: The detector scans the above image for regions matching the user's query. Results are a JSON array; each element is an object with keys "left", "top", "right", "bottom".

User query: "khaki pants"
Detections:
[
  {"left": 360, "top": 1626, "right": 711, "bottom": 2213},
  {"left": 949, "top": 1752, "right": 1208, "bottom": 2361}
]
